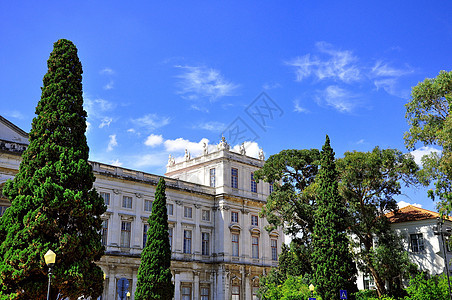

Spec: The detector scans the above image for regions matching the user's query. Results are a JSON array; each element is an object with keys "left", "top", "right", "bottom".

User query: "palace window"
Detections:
[
  {"left": 231, "top": 168, "right": 238, "bottom": 189},
  {"left": 410, "top": 233, "right": 425, "bottom": 252},
  {"left": 0, "top": 206, "right": 8, "bottom": 217},
  {"left": 202, "top": 209, "right": 210, "bottom": 222},
  {"left": 101, "top": 219, "right": 108, "bottom": 246},
  {"left": 210, "top": 168, "right": 216, "bottom": 187},
  {"left": 231, "top": 211, "right": 239, "bottom": 223},
  {"left": 120, "top": 221, "right": 131, "bottom": 248},
  {"left": 143, "top": 223, "right": 149, "bottom": 248},
  {"left": 167, "top": 203, "right": 174, "bottom": 215},
  {"left": 252, "top": 236, "right": 259, "bottom": 259},
  {"left": 182, "top": 286, "right": 192, "bottom": 300},
  {"left": 202, "top": 232, "right": 210, "bottom": 255},
  {"left": 269, "top": 181, "right": 274, "bottom": 194},
  {"left": 144, "top": 200, "right": 153, "bottom": 212},
  {"left": 201, "top": 286, "right": 210, "bottom": 300},
  {"left": 251, "top": 173, "right": 257, "bottom": 193},
  {"left": 232, "top": 233, "right": 239, "bottom": 257},
  {"left": 122, "top": 196, "right": 132, "bottom": 209},
  {"left": 100, "top": 192, "right": 110, "bottom": 205},
  {"left": 184, "top": 206, "right": 193, "bottom": 218},
  {"left": 271, "top": 239, "right": 278, "bottom": 261},
  {"left": 183, "top": 230, "right": 192, "bottom": 254},
  {"left": 251, "top": 215, "right": 258, "bottom": 226},
  {"left": 168, "top": 227, "right": 173, "bottom": 250},
  {"left": 232, "top": 285, "right": 240, "bottom": 300}
]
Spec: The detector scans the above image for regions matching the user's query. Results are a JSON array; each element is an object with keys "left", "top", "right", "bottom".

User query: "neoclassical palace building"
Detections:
[{"left": 0, "top": 116, "right": 282, "bottom": 300}]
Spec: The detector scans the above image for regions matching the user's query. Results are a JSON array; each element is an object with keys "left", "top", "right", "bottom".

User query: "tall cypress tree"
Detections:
[
  {"left": 0, "top": 39, "right": 106, "bottom": 299},
  {"left": 135, "top": 177, "right": 174, "bottom": 300},
  {"left": 312, "top": 136, "right": 357, "bottom": 300}
]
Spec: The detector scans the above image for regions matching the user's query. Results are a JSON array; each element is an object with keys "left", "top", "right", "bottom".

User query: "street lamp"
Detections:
[
  {"left": 44, "top": 250, "right": 56, "bottom": 300},
  {"left": 126, "top": 291, "right": 131, "bottom": 300},
  {"left": 309, "top": 284, "right": 315, "bottom": 297},
  {"left": 433, "top": 218, "right": 452, "bottom": 300}
]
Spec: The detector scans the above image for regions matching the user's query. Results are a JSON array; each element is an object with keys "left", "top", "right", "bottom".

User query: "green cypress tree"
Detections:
[
  {"left": 135, "top": 177, "right": 174, "bottom": 300},
  {"left": 311, "top": 135, "right": 357, "bottom": 300},
  {"left": 0, "top": 39, "right": 106, "bottom": 299}
]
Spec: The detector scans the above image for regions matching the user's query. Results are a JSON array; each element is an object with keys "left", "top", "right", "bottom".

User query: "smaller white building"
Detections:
[{"left": 357, "top": 205, "right": 452, "bottom": 290}]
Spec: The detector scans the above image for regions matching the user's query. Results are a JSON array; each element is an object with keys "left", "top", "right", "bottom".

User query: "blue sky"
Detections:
[{"left": 1, "top": 1, "right": 452, "bottom": 211}]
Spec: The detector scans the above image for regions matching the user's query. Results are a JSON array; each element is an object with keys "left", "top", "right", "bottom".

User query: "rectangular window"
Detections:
[
  {"left": 210, "top": 168, "right": 216, "bottom": 187},
  {"left": 201, "top": 287, "right": 210, "bottom": 300},
  {"left": 232, "top": 233, "right": 239, "bottom": 257},
  {"left": 252, "top": 236, "right": 259, "bottom": 259},
  {"left": 251, "top": 215, "right": 258, "bottom": 226},
  {"left": 269, "top": 181, "right": 274, "bottom": 194},
  {"left": 231, "top": 168, "right": 238, "bottom": 189},
  {"left": 143, "top": 223, "right": 149, "bottom": 248},
  {"left": 167, "top": 203, "right": 174, "bottom": 215},
  {"left": 120, "top": 221, "right": 131, "bottom": 248},
  {"left": 410, "top": 233, "right": 425, "bottom": 252},
  {"left": 100, "top": 192, "right": 110, "bottom": 205},
  {"left": 168, "top": 228, "right": 173, "bottom": 250},
  {"left": 0, "top": 206, "right": 8, "bottom": 217},
  {"left": 184, "top": 206, "right": 193, "bottom": 218},
  {"left": 231, "top": 211, "right": 239, "bottom": 223},
  {"left": 251, "top": 173, "right": 257, "bottom": 193},
  {"left": 232, "top": 285, "right": 240, "bottom": 300},
  {"left": 101, "top": 219, "right": 108, "bottom": 246},
  {"left": 202, "top": 232, "right": 210, "bottom": 256},
  {"left": 122, "top": 196, "right": 132, "bottom": 209},
  {"left": 144, "top": 200, "right": 153, "bottom": 212},
  {"left": 271, "top": 239, "right": 278, "bottom": 261},
  {"left": 182, "top": 286, "right": 192, "bottom": 300},
  {"left": 184, "top": 230, "right": 192, "bottom": 254},
  {"left": 202, "top": 209, "right": 210, "bottom": 221}
]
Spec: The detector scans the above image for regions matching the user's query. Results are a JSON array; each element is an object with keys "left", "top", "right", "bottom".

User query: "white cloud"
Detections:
[
  {"left": 192, "top": 121, "right": 226, "bottom": 132},
  {"left": 133, "top": 153, "right": 171, "bottom": 168},
  {"left": 99, "top": 117, "right": 113, "bottom": 128},
  {"left": 231, "top": 141, "right": 261, "bottom": 159},
  {"left": 410, "top": 146, "right": 442, "bottom": 166},
  {"left": 175, "top": 65, "right": 239, "bottom": 101},
  {"left": 84, "top": 95, "right": 115, "bottom": 119},
  {"left": 371, "top": 61, "right": 413, "bottom": 77},
  {"left": 263, "top": 82, "right": 282, "bottom": 90},
  {"left": 293, "top": 99, "right": 309, "bottom": 113},
  {"left": 286, "top": 42, "right": 361, "bottom": 83},
  {"left": 127, "top": 128, "right": 136, "bottom": 133},
  {"left": 132, "top": 114, "right": 170, "bottom": 131},
  {"left": 317, "top": 85, "right": 358, "bottom": 113},
  {"left": 100, "top": 68, "right": 115, "bottom": 75},
  {"left": 144, "top": 134, "right": 163, "bottom": 147},
  {"left": 4, "top": 110, "right": 25, "bottom": 119},
  {"left": 356, "top": 139, "right": 365, "bottom": 145},
  {"left": 86, "top": 121, "right": 91, "bottom": 133},
  {"left": 104, "top": 80, "right": 114, "bottom": 90},
  {"left": 397, "top": 201, "right": 422, "bottom": 209},
  {"left": 164, "top": 137, "right": 211, "bottom": 157},
  {"left": 107, "top": 134, "right": 118, "bottom": 152},
  {"left": 110, "top": 159, "right": 123, "bottom": 167}
]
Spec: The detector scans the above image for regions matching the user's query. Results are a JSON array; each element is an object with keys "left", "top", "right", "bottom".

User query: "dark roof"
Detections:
[{"left": 0, "top": 115, "right": 29, "bottom": 138}]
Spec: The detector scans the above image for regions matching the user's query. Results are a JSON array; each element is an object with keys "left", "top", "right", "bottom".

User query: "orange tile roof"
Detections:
[{"left": 385, "top": 205, "right": 451, "bottom": 223}]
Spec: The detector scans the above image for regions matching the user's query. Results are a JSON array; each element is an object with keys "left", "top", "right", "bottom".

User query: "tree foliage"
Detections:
[
  {"left": 312, "top": 136, "right": 357, "bottom": 300},
  {"left": 135, "top": 178, "right": 174, "bottom": 300},
  {"left": 337, "top": 147, "right": 418, "bottom": 297},
  {"left": 404, "top": 70, "right": 452, "bottom": 215},
  {"left": 258, "top": 274, "right": 321, "bottom": 300},
  {"left": 0, "top": 39, "right": 106, "bottom": 299}
]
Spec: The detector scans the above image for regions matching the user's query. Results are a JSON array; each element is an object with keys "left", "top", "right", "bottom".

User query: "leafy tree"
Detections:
[
  {"left": 135, "top": 178, "right": 174, "bottom": 300},
  {"left": 254, "top": 149, "right": 320, "bottom": 275},
  {"left": 404, "top": 70, "right": 452, "bottom": 215},
  {"left": 337, "top": 147, "right": 419, "bottom": 297},
  {"left": 258, "top": 274, "right": 321, "bottom": 300},
  {"left": 312, "top": 136, "right": 357, "bottom": 300},
  {"left": 0, "top": 39, "right": 106, "bottom": 299},
  {"left": 404, "top": 273, "right": 450, "bottom": 300}
]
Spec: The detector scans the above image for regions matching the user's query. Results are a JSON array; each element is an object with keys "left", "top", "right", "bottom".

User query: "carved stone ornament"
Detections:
[
  {"left": 220, "top": 205, "right": 230, "bottom": 211},
  {"left": 113, "top": 189, "right": 121, "bottom": 194},
  {"left": 194, "top": 204, "right": 201, "bottom": 209},
  {"left": 175, "top": 200, "right": 183, "bottom": 206},
  {"left": 135, "top": 193, "right": 142, "bottom": 198},
  {"left": 217, "top": 136, "right": 230, "bottom": 151},
  {"left": 258, "top": 148, "right": 265, "bottom": 161}
]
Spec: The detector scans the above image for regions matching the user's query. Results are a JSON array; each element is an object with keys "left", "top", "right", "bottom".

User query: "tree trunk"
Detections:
[{"left": 367, "top": 264, "right": 386, "bottom": 297}]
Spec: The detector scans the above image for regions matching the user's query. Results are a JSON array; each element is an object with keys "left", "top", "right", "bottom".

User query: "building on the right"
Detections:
[{"left": 357, "top": 205, "right": 452, "bottom": 290}]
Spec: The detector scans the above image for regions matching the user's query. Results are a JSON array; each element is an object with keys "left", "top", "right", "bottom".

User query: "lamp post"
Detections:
[
  {"left": 44, "top": 250, "right": 56, "bottom": 300},
  {"left": 309, "top": 284, "right": 315, "bottom": 298},
  {"left": 126, "top": 291, "right": 131, "bottom": 300},
  {"left": 433, "top": 218, "right": 452, "bottom": 300}
]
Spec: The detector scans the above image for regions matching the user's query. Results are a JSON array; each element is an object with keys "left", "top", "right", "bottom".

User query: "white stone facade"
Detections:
[{"left": 0, "top": 117, "right": 282, "bottom": 299}]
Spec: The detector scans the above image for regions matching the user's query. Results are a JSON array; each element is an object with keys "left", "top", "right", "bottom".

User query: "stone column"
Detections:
[
  {"left": 107, "top": 265, "right": 116, "bottom": 300},
  {"left": 131, "top": 267, "right": 138, "bottom": 299},
  {"left": 174, "top": 271, "right": 181, "bottom": 300},
  {"left": 193, "top": 271, "right": 200, "bottom": 300}
]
